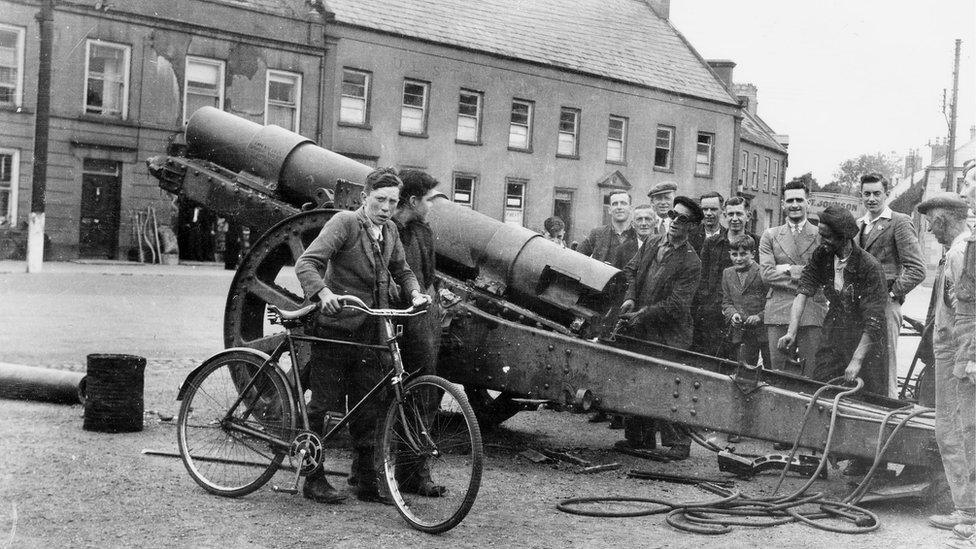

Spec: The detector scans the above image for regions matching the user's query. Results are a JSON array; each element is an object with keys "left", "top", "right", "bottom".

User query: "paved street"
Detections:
[{"left": 0, "top": 260, "right": 950, "bottom": 548}]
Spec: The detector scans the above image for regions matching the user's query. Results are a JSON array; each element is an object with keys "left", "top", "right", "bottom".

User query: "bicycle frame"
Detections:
[{"left": 221, "top": 314, "right": 425, "bottom": 457}]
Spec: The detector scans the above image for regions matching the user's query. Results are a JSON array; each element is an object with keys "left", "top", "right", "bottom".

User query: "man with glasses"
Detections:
[
  {"left": 759, "top": 180, "right": 827, "bottom": 375},
  {"left": 615, "top": 196, "right": 703, "bottom": 458}
]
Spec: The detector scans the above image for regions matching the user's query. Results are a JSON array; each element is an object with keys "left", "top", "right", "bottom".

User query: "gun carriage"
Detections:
[{"left": 148, "top": 107, "right": 941, "bottom": 495}]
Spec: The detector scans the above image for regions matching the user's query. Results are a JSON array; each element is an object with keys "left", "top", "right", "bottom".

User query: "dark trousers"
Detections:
[
  {"left": 728, "top": 324, "right": 770, "bottom": 367},
  {"left": 308, "top": 321, "right": 388, "bottom": 486}
]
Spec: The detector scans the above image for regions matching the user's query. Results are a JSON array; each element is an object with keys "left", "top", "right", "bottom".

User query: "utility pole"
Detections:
[
  {"left": 944, "top": 39, "right": 961, "bottom": 192},
  {"left": 27, "top": 0, "right": 54, "bottom": 272}
]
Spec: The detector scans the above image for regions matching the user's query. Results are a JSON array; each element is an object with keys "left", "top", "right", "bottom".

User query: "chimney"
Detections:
[
  {"left": 645, "top": 0, "right": 670, "bottom": 19},
  {"left": 706, "top": 60, "right": 735, "bottom": 90},
  {"left": 733, "top": 83, "right": 758, "bottom": 117},
  {"left": 970, "top": 125, "right": 975, "bottom": 140}
]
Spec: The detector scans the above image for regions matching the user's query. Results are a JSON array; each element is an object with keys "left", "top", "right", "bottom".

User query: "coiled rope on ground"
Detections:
[{"left": 557, "top": 377, "right": 936, "bottom": 535}]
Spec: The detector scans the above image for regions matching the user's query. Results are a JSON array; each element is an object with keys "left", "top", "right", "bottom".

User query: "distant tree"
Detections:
[
  {"left": 820, "top": 181, "right": 847, "bottom": 194},
  {"left": 831, "top": 153, "right": 901, "bottom": 194},
  {"left": 787, "top": 172, "right": 820, "bottom": 193}
]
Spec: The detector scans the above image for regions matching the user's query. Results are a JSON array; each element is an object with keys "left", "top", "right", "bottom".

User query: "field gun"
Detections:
[{"left": 147, "top": 108, "right": 943, "bottom": 499}]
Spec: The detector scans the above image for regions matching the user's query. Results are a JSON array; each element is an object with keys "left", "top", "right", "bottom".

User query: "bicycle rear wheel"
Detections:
[
  {"left": 176, "top": 350, "right": 296, "bottom": 497},
  {"left": 379, "top": 375, "right": 483, "bottom": 534}
]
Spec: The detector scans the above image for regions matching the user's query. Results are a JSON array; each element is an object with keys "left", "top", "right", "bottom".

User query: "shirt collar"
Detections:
[
  {"left": 788, "top": 219, "right": 807, "bottom": 232},
  {"left": 859, "top": 207, "right": 892, "bottom": 225}
]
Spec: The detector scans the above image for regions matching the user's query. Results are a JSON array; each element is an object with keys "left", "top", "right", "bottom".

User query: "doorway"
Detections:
[
  {"left": 553, "top": 189, "right": 573, "bottom": 238},
  {"left": 79, "top": 159, "right": 122, "bottom": 259}
]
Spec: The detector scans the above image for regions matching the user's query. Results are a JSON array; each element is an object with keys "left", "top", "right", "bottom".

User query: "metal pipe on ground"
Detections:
[{"left": 0, "top": 363, "right": 84, "bottom": 404}]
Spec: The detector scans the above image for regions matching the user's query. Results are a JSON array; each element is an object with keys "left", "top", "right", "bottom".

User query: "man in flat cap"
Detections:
[
  {"left": 917, "top": 193, "right": 976, "bottom": 542},
  {"left": 778, "top": 205, "right": 889, "bottom": 477},
  {"left": 647, "top": 182, "right": 677, "bottom": 237},
  {"left": 615, "top": 195, "right": 703, "bottom": 458}
]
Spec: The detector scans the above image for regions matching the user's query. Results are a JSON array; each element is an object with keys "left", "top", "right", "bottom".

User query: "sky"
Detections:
[{"left": 670, "top": 0, "right": 975, "bottom": 184}]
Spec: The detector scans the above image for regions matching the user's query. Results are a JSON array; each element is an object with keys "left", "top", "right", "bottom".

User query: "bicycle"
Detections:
[{"left": 175, "top": 294, "right": 483, "bottom": 534}]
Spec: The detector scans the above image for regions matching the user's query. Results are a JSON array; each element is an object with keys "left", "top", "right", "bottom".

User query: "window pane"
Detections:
[
  {"left": 509, "top": 125, "right": 528, "bottom": 149},
  {"left": 559, "top": 110, "right": 577, "bottom": 132},
  {"left": 401, "top": 106, "right": 424, "bottom": 133},
  {"left": 511, "top": 102, "right": 529, "bottom": 124},
  {"left": 187, "top": 62, "right": 220, "bottom": 86},
  {"left": 607, "top": 140, "right": 622, "bottom": 162},
  {"left": 403, "top": 82, "right": 426, "bottom": 106},
  {"left": 459, "top": 93, "right": 479, "bottom": 116},
  {"left": 340, "top": 97, "right": 365, "bottom": 125},
  {"left": 608, "top": 117, "right": 624, "bottom": 139},
  {"left": 268, "top": 80, "right": 294, "bottom": 103},
  {"left": 457, "top": 116, "right": 477, "bottom": 141},
  {"left": 557, "top": 133, "right": 575, "bottom": 156}
]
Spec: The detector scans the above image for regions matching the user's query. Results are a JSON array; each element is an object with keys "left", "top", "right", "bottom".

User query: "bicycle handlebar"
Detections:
[{"left": 334, "top": 294, "right": 430, "bottom": 318}]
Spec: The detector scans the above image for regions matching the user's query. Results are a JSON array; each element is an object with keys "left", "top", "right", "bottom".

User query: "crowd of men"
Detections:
[
  {"left": 292, "top": 163, "right": 975, "bottom": 547},
  {"left": 568, "top": 171, "right": 975, "bottom": 547}
]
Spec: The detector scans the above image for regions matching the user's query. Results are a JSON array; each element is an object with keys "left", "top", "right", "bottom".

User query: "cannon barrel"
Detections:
[{"left": 179, "top": 107, "right": 623, "bottom": 328}]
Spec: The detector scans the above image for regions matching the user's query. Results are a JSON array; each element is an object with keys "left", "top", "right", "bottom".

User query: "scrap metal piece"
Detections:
[
  {"left": 626, "top": 470, "right": 735, "bottom": 487},
  {"left": 716, "top": 449, "right": 827, "bottom": 479},
  {"left": 518, "top": 449, "right": 553, "bottom": 464},
  {"left": 613, "top": 446, "right": 671, "bottom": 463},
  {"left": 538, "top": 448, "right": 592, "bottom": 467},
  {"left": 577, "top": 463, "right": 621, "bottom": 474}
]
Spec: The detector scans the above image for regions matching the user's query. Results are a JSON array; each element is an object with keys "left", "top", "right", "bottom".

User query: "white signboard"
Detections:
[{"left": 807, "top": 192, "right": 862, "bottom": 218}]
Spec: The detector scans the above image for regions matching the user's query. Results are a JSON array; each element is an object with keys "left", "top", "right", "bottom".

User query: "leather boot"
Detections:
[
  {"left": 353, "top": 447, "right": 392, "bottom": 505},
  {"left": 397, "top": 457, "right": 446, "bottom": 497},
  {"left": 302, "top": 469, "right": 345, "bottom": 504}
]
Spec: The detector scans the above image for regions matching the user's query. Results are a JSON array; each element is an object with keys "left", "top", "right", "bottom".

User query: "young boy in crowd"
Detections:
[{"left": 721, "top": 235, "right": 770, "bottom": 368}]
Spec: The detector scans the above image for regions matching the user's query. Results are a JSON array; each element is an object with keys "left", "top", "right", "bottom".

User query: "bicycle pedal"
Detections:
[{"left": 271, "top": 485, "right": 299, "bottom": 494}]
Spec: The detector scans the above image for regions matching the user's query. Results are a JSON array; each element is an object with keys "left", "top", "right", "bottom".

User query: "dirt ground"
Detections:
[
  {"left": 0, "top": 360, "right": 951, "bottom": 549},
  {"left": 0, "top": 262, "right": 954, "bottom": 548}
]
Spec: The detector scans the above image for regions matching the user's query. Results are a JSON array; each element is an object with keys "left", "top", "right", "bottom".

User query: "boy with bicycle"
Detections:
[{"left": 295, "top": 167, "right": 430, "bottom": 504}]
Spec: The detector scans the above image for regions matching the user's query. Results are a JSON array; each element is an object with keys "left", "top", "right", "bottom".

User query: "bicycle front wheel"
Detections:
[
  {"left": 379, "top": 375, "right": 483, "bottom": 534},
  {"left": 176, "top": 350, "right": 296, "bottom": 498}
]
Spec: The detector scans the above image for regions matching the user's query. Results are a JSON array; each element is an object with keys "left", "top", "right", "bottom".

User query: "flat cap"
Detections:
[
  {"left": 673, "top": 195, "right": 704, "bottom": 223},
  {"left": 648, "top": 182, "right": 678, "bottom": 198},
  {"left": 818, "top": 205, "right": 859, "bottom": 241},
  {"left": 917, "top": 192, "right": 969, "bottom": 214}
]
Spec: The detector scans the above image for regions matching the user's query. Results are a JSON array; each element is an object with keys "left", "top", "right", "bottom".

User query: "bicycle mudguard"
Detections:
[{"left": 176, "top": 347, "right": 287, "bottom": 401}]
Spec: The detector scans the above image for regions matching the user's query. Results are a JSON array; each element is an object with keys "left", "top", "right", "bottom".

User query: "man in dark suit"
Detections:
[
  {"left": 577, "top": 190, "right": 637, "bottom": 269},
  {"left": 692, "top": 196, "right": 760, "bottom": 356},
  {"left": 857, "top": 173, "right": 925, "bottom": 397},
  {"left": 759, "top": 180, "right": 827, "bottom": 375},
  {"left": 688, "top": 191, "right": 725, "bottom": 254},
  {"left": 295, "top": 167, "right": 428, "bottom": 504},
  {"left": 615, "top": 196, "right": 703, "bottom": 458}
]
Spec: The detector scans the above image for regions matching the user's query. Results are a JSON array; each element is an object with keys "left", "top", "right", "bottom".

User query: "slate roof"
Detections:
[
  {"left": 322, "top": 0, "right": 739, "bottom": 105},
  {"left": 740, "top": 110, "right": 787, "bottom": 155}
]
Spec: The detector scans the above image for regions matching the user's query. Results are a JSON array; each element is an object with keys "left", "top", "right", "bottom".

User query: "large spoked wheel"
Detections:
[
  {"left": 177, "top": 350, "right": 296, "bottom": 497},
  {"left": 380, "top": 375, "right": 483, "bottom": 534}
]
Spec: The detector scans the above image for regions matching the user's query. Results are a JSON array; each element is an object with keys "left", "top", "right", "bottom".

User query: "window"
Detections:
[
  {"left": 452, "top": 174, "right": 476, "bottom": 208},
  {"left": 456, "top": 89, "right": 483, "bottom": 143},
  {"left": 606, "top": 115, "right": 627, "bottom": 163},
  {"left": 504, "top": 179, "right": 526, "bottom": 226},
  {"left": 762, "top": 156, "right": 771, "bottom": 191},
  {"left": 339, "top": 68, "right": 370, "bottom": 126},
  {"left": 265, "top": 70, "right": 301, "bottom": 132},
  {"left": 84, "top": 40, "right": 130, "bottom": 118},
  {"left": 751, "top": 154, "right": 759, "bottom": 189},
  {"left": 557, "top": 107, "right": 580, "bottom": 157},
  {"left": 695, "top": 132, "right": 714, "bottom": 177},
  {"left": 400, "top": 79, "right": 429, "bottom": 135},
  {"left": 184, "top": 57, "right": 224, "bottom": 124},
  {"left": 509, "top": 99, "right": 533, "bottom": 150},
  {"left": 0, "top": 150, "right": 18, "bottom": 226},
  {"left": 0, "top": 25, "right": 25, "bottom": 107},
  {"left": 772, "top": 160, "right": 781, "bottom": 193},
  {"left": 739, "top": 151, "right": 748, "bottom": 189},
  {"left": 654, "top": 126, "right": 674, "bottom": 170}
]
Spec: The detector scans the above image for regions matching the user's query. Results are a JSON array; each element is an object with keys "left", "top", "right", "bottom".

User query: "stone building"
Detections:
[
  {"left": 1, "top": 0, "right": 789, "bottom": 258},
  {"left": 0, "top": 0, "right": 325, "bottom": 259}
]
